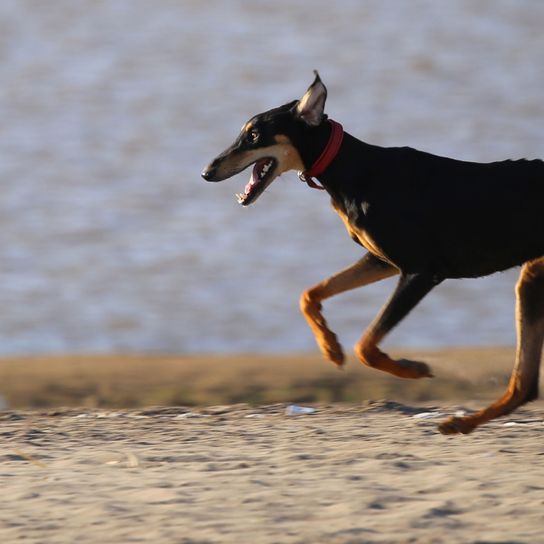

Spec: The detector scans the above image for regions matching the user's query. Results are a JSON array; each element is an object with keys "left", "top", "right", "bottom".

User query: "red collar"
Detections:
[{"left": 299, "top": 119, "right": 344, "bottom": 190}]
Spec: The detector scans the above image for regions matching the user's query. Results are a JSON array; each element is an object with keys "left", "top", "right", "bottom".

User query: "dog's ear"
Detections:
[{"left": 294, "top": 70, "right": 327, "bottom": 127}]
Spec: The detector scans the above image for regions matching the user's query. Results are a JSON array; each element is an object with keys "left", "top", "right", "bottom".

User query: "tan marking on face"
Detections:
[
  {"left": 272, "top": 134, "right": 305, "bottom": 172},
  {"left": 217, "top": 135, "right": 304, "bottom": 177},
  {"left": 331, "top": 200, "right": 390, "bottom": 263},
  {"left": 211, "top": 148, "right": 255, "bottom": 179},
  {"left": 274, "top": 135, "right": 291, "bottom": 144},
  {"left": 241, "top": 121, "right": 254, "bottom": 133},
  {"left": 210, "top": 133, "right": 304, "bottom": 181}
]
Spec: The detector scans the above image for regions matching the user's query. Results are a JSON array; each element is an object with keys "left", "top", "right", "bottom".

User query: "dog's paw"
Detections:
[
  {"left": 323, "top": 346, "right": 345, "bottom": 369},
  {"left": 320, "top": 336, "right": 345, "bottom": 368},
  {"left": 438, "top": 416, "right": 476, "bottom": 435},
  {"left": 396, "top": 358, "right": 434, "bottom": 379}
]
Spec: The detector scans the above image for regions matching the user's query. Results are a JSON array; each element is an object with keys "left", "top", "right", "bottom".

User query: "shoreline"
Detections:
[{"left": 0, "top": 347, "right": 517, "bottom": 408}]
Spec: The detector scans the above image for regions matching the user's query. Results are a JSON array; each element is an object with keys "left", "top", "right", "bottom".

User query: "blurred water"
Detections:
[{"left": 0, "top": 0, "right": 543, "bottom": 354}]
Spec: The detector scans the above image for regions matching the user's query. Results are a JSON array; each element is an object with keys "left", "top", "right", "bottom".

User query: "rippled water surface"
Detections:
[{"left": 0, "top": 0, "right": 543, "bottom": 354}]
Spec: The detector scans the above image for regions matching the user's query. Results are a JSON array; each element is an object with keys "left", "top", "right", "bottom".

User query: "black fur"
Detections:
[{"left": 301, "top": 124, "right": 544, "bottom": 279}]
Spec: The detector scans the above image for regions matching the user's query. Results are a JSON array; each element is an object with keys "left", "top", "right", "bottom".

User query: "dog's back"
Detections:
[{"left": 337, "top": 142, "right": 544, "bottom": 278}]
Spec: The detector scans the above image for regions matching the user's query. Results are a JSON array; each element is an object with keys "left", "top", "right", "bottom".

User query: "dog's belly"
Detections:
[
  {"left": 440, "top": 239, "right": 544, "bottom": 278},
  {"left": 332, "top": 197, "right": 544, "bottom": 278}
]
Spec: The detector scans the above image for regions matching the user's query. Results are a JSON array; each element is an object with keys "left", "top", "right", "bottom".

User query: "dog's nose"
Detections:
[
  {"left": 201, "top": 164, "right": 217, "bottom": 181},
  {"left": 201, "top": 166, "right": 213, "bottom": 181}
]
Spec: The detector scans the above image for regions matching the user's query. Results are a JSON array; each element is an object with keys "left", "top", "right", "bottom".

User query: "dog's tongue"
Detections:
[{"left": 245, "top": 159, "right": 267, "bottom": 194}]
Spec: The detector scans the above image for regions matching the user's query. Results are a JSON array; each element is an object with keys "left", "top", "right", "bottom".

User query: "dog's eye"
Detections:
[{"left": 246, "top": 129, "right": 259, "bottom": 144}]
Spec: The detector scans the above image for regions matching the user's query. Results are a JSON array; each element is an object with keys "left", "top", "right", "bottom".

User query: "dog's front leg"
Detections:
[
  {"left": 355, "top": 272, "right": 443, "bottom": 378},
  {"left": 300, "top": 253, "right": 398, "bottom": 368}
]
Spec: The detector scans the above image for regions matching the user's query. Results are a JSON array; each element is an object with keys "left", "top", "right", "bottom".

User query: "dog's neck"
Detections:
[
  {"left": 297, "top": 120, "right": 344, "bottom": 191},
  {"left": 301, "top": 120, "right": 344, "bottom": 179}
]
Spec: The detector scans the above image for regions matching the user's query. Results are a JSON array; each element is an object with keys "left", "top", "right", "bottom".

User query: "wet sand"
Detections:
[{"left": 0, "top": 347, "right": 520, "bottom": 408}]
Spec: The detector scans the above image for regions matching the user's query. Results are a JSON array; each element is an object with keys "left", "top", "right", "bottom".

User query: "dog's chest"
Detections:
[{"left": 331, "top": 199, "right": 390, "bottom": 263}]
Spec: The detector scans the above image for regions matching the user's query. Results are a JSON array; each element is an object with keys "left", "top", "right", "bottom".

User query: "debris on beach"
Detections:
[{"left": 285, "top": 405, "right": 316, "bottom": 416}]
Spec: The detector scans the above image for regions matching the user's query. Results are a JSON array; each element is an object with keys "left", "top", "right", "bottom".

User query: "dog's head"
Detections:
[{"left": 201, "top": 71, "right": 328, "bottom": 206}]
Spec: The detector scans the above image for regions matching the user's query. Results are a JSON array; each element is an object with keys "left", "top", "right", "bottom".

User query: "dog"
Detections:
[{"left": 202, "top": 71, "right": 544, "bottom": 434}]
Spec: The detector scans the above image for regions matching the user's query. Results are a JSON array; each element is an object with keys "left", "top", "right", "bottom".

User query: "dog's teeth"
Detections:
[{"left": 261, "top": 162, "right": 272, "bottom": 176}]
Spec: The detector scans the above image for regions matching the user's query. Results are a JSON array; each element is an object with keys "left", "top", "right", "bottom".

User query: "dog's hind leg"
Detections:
[
  {"left": 300, "top": 253, "right": 398, "bottom": 368},
  {"left": 439, "top": 257, "right": 544, "bottom": 435},
  {"left": 355, "top": 272, "right": 443, "bottom": 379}
]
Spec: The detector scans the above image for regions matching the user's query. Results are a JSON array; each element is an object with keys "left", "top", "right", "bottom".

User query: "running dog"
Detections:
[{"left": 202, "top": 71, "right": 544, "bottom": 434}]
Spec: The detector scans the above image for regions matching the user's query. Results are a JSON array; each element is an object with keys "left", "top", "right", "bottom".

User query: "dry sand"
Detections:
[
  {"left": 2, "top": 400, "right": 544, "bottom": 543},
  {"left": 1, "top": 348, "right": 543, "bottom": 543}
]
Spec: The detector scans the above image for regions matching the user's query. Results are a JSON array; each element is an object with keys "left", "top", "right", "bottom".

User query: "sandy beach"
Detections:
[
  {"left": 1, "top": 348, "right": 543, "bottom": 543},
  {"left": 1, "top": 401, "right": 544, "bottom": 544}
]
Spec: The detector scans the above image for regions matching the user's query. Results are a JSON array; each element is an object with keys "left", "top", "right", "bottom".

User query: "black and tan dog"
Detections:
[{"left": 202, "top": 72, "right": 544, "bottom": 434}]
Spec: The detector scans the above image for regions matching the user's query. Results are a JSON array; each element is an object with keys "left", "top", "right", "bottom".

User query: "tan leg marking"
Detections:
[
  {"left": 439, "top": 257, "right": 544, "bottom": 434},
  {"left": 355, "top": 332, "right": 433, "bottom": 379},
  {"left": 300, "top": 254, "right": 398, "bottom": 368}
]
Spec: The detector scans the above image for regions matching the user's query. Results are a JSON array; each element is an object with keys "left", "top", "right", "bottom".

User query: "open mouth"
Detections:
[{"left": 236, "top": 157, "right": 277, "bottom": 206}]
